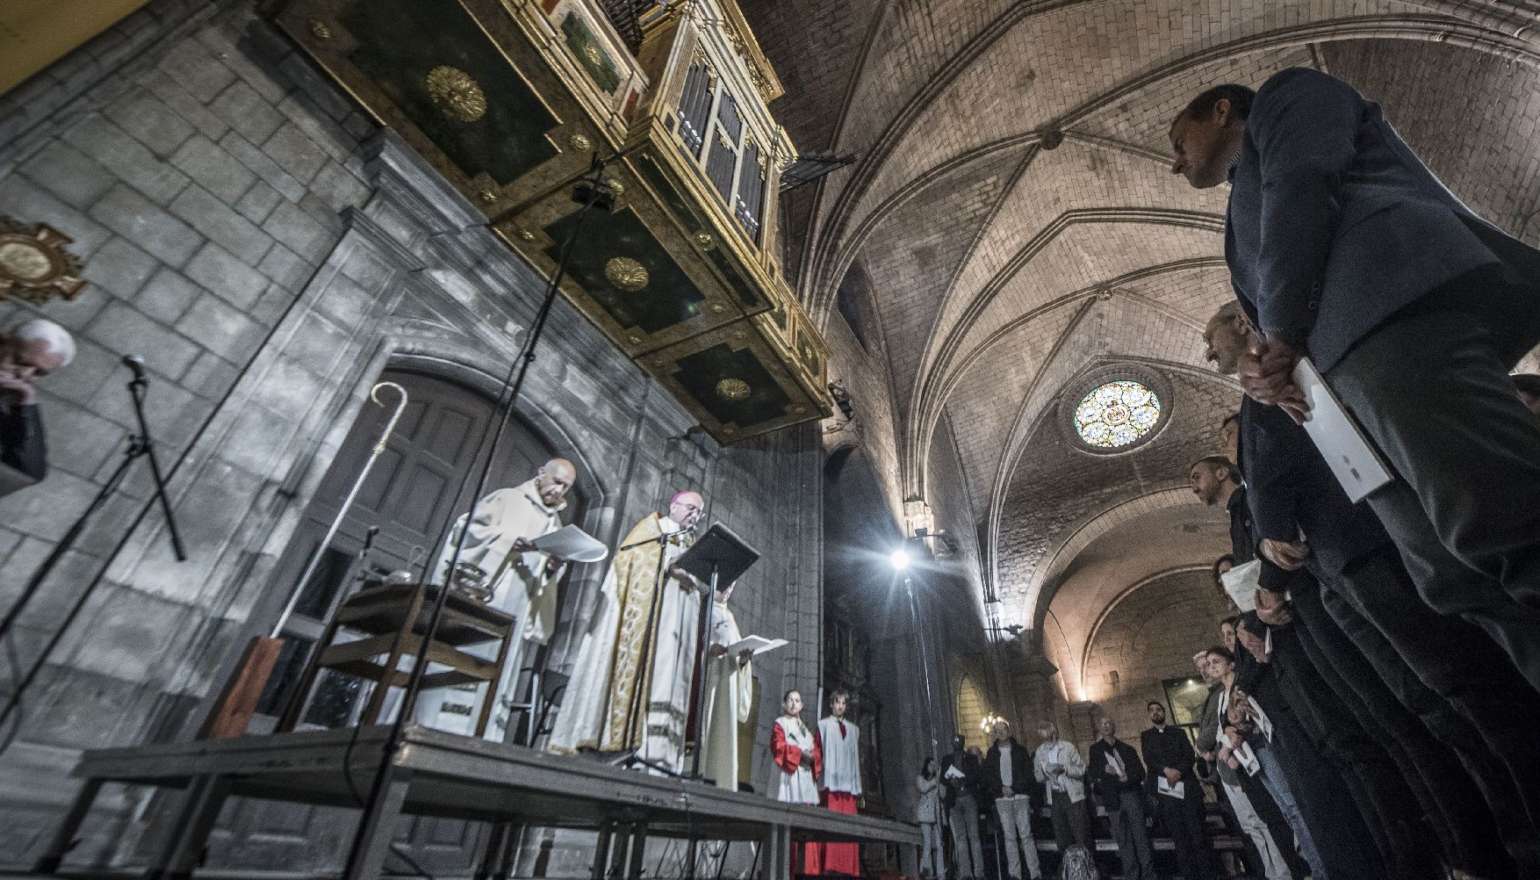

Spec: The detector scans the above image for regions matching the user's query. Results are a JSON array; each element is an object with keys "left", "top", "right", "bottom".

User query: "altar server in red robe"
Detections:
[
  {"left": 772, "top": 688, "right": 822, "bottom": 875},
  {"left": 817, "top": 688, "right": 863, "bottom": 876}
]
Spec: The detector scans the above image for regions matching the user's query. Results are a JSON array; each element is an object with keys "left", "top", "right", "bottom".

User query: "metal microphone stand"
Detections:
[{"left": 0, "top": 359, "right": 186, "bottom": 734}]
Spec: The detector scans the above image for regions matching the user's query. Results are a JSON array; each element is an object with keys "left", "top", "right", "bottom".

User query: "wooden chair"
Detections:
[{"left": 278, "top": 581, "right": 516, "bottom": 736}]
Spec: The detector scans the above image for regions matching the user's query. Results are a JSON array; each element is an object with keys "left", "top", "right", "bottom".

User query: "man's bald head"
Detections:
[
  {"left": 669, "top": 490, "right": 704, "bottom": 530},
  {"left": 535, "top": 457, "right": 576, "bottom": 507},
  {"left": 1203, "top": 301, "right": 1251, "bottom": 376}
]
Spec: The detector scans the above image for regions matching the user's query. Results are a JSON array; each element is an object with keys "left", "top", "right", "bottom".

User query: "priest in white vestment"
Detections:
[
  {"left": 411, "top": 459, "right": 576, "bottom": 740},
  {"left": 549, "top": 491, "right": 705, "bottom": 775},
  {"left": 698, "top": 580, "right": 754, "bottom": 790},
  {"left": 818, "top": 689, "right": 863, "bottom": 875}
]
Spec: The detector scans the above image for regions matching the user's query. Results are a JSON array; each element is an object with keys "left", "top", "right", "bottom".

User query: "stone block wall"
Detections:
[{"left": 0, "top": 1, "right": 827, "bottom": 871}]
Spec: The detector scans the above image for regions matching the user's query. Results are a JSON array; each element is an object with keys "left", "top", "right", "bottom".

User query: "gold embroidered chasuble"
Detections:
[{"left": 549, "top": 512, "right": 697, "bottom": 760}]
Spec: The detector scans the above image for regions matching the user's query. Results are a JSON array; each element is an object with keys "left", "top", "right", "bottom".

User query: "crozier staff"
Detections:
[{"left": 0, "top": 319, "right": 75, "bottom": 484}]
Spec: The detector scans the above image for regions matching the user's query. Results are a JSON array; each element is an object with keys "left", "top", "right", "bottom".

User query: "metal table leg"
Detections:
[
  {"left": 342, "top": 769, "right": 413, "bottom": 880},
  {"left": 590, "top": 821, "right": 614, "bottom": 880},
  {"left": 762, "top": 823, "right": 790, "bottom": 880},
  {"left": 144, "top": 774, "right": 233, "bottom": 880},
  {"left": 477, "top": 821, "right": 511, "bottom": 880},
  {"left": 33, "top": 777, "right": 104, "bottom": 873},
  {"left": 624, "top": 821, "right": 648, "bottom": 880}
]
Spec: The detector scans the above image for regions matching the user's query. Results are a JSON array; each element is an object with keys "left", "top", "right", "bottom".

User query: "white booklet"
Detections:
[
  {"left": 1219, "top": 559, "right": 1261, "bottom": 613},
  {"left": 1156, "top": 776, "right": 1186, "bottom": 799},
  {"left": 727, "top": 635, "right": 788, "bottom": 656},
  {"left": 532, "top": 524, "right": 609, "bottom": 563},
  {"left": 1292, "top": 357, "right": 1394, "bottom": 503}
]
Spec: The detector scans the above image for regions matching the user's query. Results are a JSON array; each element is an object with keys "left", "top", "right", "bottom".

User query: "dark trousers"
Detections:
[
  {"left": 1328, "top": 546, "right": 1540, "bottom": 874},
  {"left": 1327, "top": 304, "right": 1540, "bottom": 692},
  {"left": 1107, "top": 791, "right": 1156, "bottom": 880},
  {"left": 1247, "top": 716, "right": 1383, "bottom": 880},
  {"left": 1289, "top": 586, "right": 1469, "bottom": 875},
  {"left": 1048, "top": 790, "right": 1090, "bottom": 853},
  {"left": 1266, "top": 629, "right": 1394, "bottom": 876},
  {"left": 1151, "top": 791, "right": 1213, "bottom": 880}
]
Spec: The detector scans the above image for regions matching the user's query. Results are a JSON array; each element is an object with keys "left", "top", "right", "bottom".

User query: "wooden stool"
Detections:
[{"left": 278, "top": 582, "right": 516, "bottom": 736}]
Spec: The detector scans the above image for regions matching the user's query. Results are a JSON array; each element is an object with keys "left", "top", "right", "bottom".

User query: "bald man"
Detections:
[
  {"left": 416, "top": 458, "right": 577, "bottom": 740},
  {"left": 550, "top": 489, "right": 706, "bottom": 775},
  {"left": 0, "top": 318, "right": 76, "bottom": 485}
]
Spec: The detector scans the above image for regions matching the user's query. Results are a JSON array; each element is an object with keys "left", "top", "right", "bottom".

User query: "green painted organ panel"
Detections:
[{"left": 342, "top": 0, "right": 559, "bottom": 185}]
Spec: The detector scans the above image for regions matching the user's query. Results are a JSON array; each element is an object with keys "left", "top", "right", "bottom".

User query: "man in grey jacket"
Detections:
[{"left": 1168, "top": 68, "right": 1540, "bottom": 691}]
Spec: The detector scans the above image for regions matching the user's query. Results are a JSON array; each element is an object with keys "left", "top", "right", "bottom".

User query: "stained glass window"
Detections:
[{"left": 1073, "top": 380, "right": 1161, "bottom": 449}]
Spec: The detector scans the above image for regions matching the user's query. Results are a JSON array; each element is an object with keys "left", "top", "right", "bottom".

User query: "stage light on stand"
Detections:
[{"left": 889, "top": 548, "right": 910, "bottom": 571}]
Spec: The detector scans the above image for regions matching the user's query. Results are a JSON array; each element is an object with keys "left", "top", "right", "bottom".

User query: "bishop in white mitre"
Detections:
[
  {"left": 412, "top": 458, "right": 575, "bottom": 740},
  {"left": 698, "top": 580, "right": 754, "bottom": 790}
]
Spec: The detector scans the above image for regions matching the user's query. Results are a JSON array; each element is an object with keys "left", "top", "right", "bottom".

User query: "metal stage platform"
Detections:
[{"left": 32, "top": 725, "right": 918, "bottom": 880}]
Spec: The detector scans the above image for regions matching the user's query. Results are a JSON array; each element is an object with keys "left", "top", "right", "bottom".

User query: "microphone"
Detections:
[{"left": 121, "top": 354, "right": 146, "bottom": 380}]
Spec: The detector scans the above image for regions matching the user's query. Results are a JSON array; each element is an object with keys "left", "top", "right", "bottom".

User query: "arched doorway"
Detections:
[{"left": 213, "top": 367, "right": 579, "bottom": 874}]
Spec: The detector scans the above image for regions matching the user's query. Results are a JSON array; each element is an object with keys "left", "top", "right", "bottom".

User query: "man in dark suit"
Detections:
[
  {"left": 1207, "top": 302, "right": 1540, "bottom": 877},
  {"left": 1140, "top": 701, "right": 1215, "bottom": 880},
  {"left": 941, "top": 734, "right": 985, "bottom": 880},
  {"left": 1088, "top": 717, "right": 1155, "bottom": 880},
  {"left": 0, "top": 319, "right": 74, "bottom": 486},
  {"left": 1169, "top": 68, "right": 1540, "bottom": 692}
]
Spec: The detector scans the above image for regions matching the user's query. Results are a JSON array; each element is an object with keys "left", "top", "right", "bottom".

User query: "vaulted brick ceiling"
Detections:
[{"left": 746, "top": 0, "right": 1540, "bottom": 634}]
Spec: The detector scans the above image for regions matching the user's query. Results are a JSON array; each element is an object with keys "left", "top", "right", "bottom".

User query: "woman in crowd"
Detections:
[{"left": 915, "top": 757, "right": 942, "bottom": 879}]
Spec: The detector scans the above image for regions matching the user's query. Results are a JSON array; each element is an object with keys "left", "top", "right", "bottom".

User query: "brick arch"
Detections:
[
  {"left": 808, "top": 7, "right": 1539, "bottom": 319},
  {"left": 907, "top": 258, "right": 1228, "bottom": 497},
  {"left": 1026, "top": 489, "right": 1200, "bottom": 635},
  {"left": 978, "top": 357, "right": 1239, "bottom": 606},
  {"left": 1077, "top": 564, "right": 1210, "bottom": 698}
]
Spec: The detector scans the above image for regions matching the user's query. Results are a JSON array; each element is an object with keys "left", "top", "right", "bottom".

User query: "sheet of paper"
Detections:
[
  {"left": 532, "top": 524, "right": 609, "bottom": 563},
  {"left": 1293, "top": 357, "right": 1395, "bottom": 503},
  {"left": 1156, "top": 776, "right": 1186, "bottom": 799},
  {"left": 1219, "top": 559, "right": 1261, "bottom": 613},
  {"left": 727, "top": 635, "right": 788, "bottom": 656},
  {"left": 944, "top": 765, "right": 966, "bottom": 780}
]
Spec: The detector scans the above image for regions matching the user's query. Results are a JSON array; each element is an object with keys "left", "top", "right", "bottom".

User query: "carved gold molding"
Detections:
[
  {"left": 0, "top": 217, "right": 86, "bottom": 305},
  {"left": 604, "top": 256, "right": 649, "bottom": 292},
  {"left": 423, "top": 65, "right": 487, "bottom": 123}
]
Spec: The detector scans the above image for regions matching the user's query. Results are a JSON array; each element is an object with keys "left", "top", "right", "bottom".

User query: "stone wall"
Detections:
[{"left": 0, "top": 1, "right": 825, "bottom": 870}]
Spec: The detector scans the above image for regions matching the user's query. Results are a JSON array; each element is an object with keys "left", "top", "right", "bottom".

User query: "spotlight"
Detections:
[{"left": 889, "top": 548, "right": 911, "bottom": 571}]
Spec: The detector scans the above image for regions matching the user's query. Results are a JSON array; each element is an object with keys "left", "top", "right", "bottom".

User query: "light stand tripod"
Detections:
[
  {"left": 901, "top": 569, "right": 939, "bottom": 760},
  {"left": 340, "top": 158, "right": 616, "bottom": 879},
  {"left": 0, "top": 356, "right": 186, "bottom": 740}
]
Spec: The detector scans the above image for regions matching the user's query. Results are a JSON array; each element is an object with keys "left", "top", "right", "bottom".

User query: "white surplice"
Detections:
[
  {"left": 408, "top": 479, "right": 564, "bottom": 740},
  {"left": 698, "top": 600, "right": 753, "bottom": 790},
  {"left": 818, "top": 715, "right": 862, "bottom": 796},
  {"left": 773, "top": 715, "right": 820, "bottom": 804}
]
